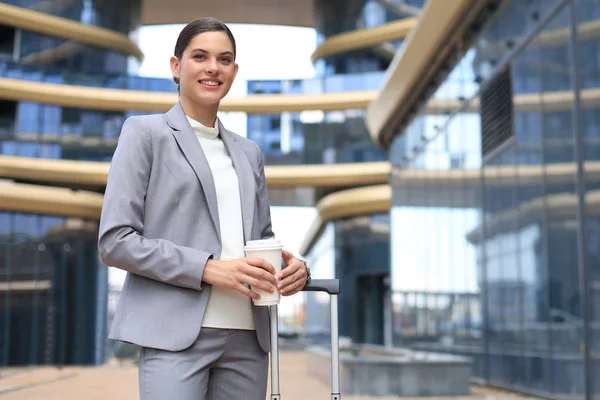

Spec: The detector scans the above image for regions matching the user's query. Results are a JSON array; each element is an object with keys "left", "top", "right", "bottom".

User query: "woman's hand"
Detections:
[
  {"left": 202, "top": 257, "right": 277, "bottom": 300},
  {"left": 277, "top": 250, "right": 308, "bottom": 296}
]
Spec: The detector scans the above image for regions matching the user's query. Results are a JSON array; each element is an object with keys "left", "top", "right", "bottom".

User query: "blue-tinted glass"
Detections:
[{"left": 388, "top": 0, "right": 594, "bottom": 395}]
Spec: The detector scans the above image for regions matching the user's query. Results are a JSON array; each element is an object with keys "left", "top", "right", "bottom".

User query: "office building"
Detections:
[
  {"left": 3, "top": 0, "right": 599, "bottom": 398},
  {"left": 0, "top": 0, "right": 420, "bottom": 367},
  {"left": 358, "top": 0, "right": 600, "bottom": 397}
]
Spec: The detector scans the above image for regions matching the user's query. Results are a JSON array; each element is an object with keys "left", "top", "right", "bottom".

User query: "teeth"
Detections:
[{"left": 201, "top": 81, "right": 219, "bottom": 86}]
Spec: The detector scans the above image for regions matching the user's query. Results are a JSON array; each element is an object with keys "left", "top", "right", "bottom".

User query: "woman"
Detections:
[{"left": 98, "top": 18, "right": 310, "bottom": 400}]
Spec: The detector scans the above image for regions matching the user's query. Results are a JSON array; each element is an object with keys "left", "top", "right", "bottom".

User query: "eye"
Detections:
[
  {"left": 220, "top": 57, "right": 232, "bottom": 64},
  {"left": 193, "top": 54, "right": 205, "bottom": 60}
]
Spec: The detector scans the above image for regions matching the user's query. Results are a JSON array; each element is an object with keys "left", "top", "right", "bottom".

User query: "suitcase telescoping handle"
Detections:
[{"left": 270, "top": 279, "right": 341, "bottom": 400}]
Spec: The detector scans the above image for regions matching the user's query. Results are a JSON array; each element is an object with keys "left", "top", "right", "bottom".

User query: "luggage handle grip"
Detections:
[{"left": 302, "top": 279, "right": 340, "bottom": 295}]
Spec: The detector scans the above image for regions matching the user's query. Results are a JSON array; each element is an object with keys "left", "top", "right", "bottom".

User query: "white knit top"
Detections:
[{"left": 187, "top": 116, "right": 255, "bottom": 330}]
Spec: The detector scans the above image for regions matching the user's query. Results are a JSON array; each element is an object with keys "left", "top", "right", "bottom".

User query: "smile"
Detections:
[{"left": 199, "top": 80, "right": 222, "bottom": 86}]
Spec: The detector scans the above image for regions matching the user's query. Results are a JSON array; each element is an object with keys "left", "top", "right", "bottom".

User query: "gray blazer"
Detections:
[{"left": 98, "top": 102, "right": 273, "bottom": 353}]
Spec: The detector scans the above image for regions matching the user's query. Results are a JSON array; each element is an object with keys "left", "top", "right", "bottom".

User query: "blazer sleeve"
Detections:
[
  {"left": 254, "top": 142, "right": 275, "bottom": 240},
  {"left": 98, "top": 117, "right": 210, "bottom": 291}
]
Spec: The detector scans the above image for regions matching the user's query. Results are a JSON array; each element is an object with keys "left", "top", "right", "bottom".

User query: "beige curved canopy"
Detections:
[
  {"left": 141, "top": 0, "right": 314, "bottom": 27},
  {"left": 264, "top": 162, "right": 390, "bottom": 187},
  {"left": 0, "top": 77, "right": 376, "bottom": 113},
  {"left": 366, "top": 0, "right": 475, "bottom": 146},
  {"left": 0, "top": 3, "right": 143, "bottom": 61},
  {"left": 299, "top": 184, "right": 392, "bottom": 255},
  {"left": 5, "top": 154, "right": 599, "bottom": 195},
  {"left": 0, "top": 156, "right": 109, "bottom": 188},
  {"left": 4, "top": 75, "right": 600, "bottom": 117},
  {"left": 0, "top": 155, "right": 390, "bottom": 189},
  {"left": 0, "top": 181, "right": 103, "bottom": 219},
  {"left": 318, "top": 184, "right": 391, "bottom": 221},
  {"left": 311, "top": 17, "right": 416, "bottom": 63}
]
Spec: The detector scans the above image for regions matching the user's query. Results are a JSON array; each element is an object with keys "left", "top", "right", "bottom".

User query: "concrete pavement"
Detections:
[{"left": 0, "top": 351, "right": 538, "bottom": 400}]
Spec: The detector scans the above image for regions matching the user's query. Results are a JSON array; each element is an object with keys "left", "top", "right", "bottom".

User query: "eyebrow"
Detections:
[{"left": 191, "top": 48, "right": 234, "bottom": 57}]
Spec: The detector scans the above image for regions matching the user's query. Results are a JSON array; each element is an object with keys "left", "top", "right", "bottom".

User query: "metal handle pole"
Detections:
[
  {"left": 270, "top": 304, "right": 280, "bottom": 400},
  {"left": 331, "top": 295, "right": 341, "bottom": 399}
]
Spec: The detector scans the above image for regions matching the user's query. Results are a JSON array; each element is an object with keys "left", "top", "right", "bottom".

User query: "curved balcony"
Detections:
[
  {"left": 299, "top": 184, "right": 391, "bottom": 254},
  {"left": 0, "top": 77, "right": 376, "bottom": 112},
  {"left": 0, "top": 155, "right": 390, "bottom": 190},
  {"left": 0, "top": 3, "right": 143, "bottom": 61},
  {"left": 0, "top": 181, "right": 103, "bottom": 219},
  {"left": 311, "top": 17, "right": 416, "bottom": 63}
]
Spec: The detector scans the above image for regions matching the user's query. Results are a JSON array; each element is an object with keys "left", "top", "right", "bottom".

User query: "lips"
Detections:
[{"left": 198, "top": 79, "right": 222, "bottom": 86}]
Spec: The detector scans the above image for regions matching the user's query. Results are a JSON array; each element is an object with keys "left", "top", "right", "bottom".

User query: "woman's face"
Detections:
[{"left": 170, "top": 31, "right": 238, "bottom": 108}]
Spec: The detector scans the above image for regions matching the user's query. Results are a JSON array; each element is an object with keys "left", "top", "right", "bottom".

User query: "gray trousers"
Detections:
[{"left": 138, "top": 328, "right": 269, "bottom": 400}]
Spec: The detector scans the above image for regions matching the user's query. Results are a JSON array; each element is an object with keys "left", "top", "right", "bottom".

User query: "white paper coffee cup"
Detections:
[{"left": 244, "top": 238, "right": 283, "bottom": 306}]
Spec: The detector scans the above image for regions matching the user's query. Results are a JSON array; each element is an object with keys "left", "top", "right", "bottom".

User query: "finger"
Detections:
[
  {"left": 281, "top": 279, "right": 304, "bottom": 296},
  {"left": 241, "top": 264, "right": 277, "bottom": 285},
  {"left": 243, "top": 275, "right": 275, "bottom": 294},
  {"left": 278, "top": 260, "right": 302, "bottom": 280},
  {"left": 237, "top": 283, "right": 261, "bottom": 300},
  {"left": 245, "top": 257, "right": 276, "bottom": 275},
  {"left": 282, "top": 249, "right": 294, "bottom": 263},
  {"left": 278, "top": 269, "right": 305, "bottom": 292},
  {"left": 241, "top": 258, "right": 276, "bottom": 278},
  {"left": 277, "top": 270, "right": 302, "bottom": 289}
]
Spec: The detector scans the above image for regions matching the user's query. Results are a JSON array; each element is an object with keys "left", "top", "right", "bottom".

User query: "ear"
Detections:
[
  {"left": 170, "top": 56, "right": 180, "bottom": 80},
  {"left": 232, "top": 62, "right": 239, "bottom": 81}
]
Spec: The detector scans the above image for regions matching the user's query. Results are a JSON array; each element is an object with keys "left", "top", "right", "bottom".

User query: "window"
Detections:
[
  {"left": 480, "top": 66, "right": 515, "bottom": 158},
  {"left": 269, "top": 117, "right": 281, "bottom": 130},
  {"left": 0, "top": 24, "right": 15, "bottom": 57},
  {"left": 0, "top": 100, "right": 16, "bottom": 138}
]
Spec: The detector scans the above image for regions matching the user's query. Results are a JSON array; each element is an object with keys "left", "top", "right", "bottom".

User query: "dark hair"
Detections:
[{"left": 173, "top": 18, "right": 237, "bottom": 88}]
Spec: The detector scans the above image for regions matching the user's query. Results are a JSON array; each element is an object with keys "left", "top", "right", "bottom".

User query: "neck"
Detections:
[{"left": 179, "top": 97, "right": 219, "bottom": 128}]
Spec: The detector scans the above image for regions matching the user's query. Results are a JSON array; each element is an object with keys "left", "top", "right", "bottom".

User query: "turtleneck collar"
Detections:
[{"left": 186, "top": 115, "right": 219, "bottom": 139}]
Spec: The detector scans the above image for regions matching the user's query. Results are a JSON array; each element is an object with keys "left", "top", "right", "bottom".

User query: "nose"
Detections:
[{"left": 206, "top": 59, "right": 219, "bottom": 75}]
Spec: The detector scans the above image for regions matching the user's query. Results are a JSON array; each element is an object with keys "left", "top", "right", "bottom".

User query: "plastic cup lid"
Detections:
[{"left": 245, "top": 238, "right": 282, "bottom": 249}]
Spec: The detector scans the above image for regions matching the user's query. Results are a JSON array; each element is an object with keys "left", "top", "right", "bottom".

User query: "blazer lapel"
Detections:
[
  {"left": 219, "top": 121, "right": 256, "bottom": 243},
  {"left": 165, "top": 103, "right": 220, "bottom": 239}
]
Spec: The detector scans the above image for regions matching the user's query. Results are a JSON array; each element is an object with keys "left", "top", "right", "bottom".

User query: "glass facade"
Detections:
[
  {"left": 1, "top": 0, "right": 141, "bottom": 74},
  {"left": 389, "top": 0, "right": 600, "bottom": 397},
  {"left": 0, "top": 0, "right": 144, "bottom": 366},
  {"left": 0, "top": 215, "right": 107, "bottom": 366},
  {"left": 2, "top": 0, "right": 141, "bottom": 32},
  {"left": 0, "top": 59, "right": 173, "bottom": 162},
  {"left": 247, "top": 1, "right": 405, "bottom": 342},
  {"left": 313, "top": 0, "right": 425, "bottom": 75},
  {"left": 246, "top": 73, "right": 388, "bottom": 165},
  {"left": 299, "top": 0, "right": 420, "bottom": 348},
  {"left": 305, "top": 215, "right": 390, "bottom": 346}
]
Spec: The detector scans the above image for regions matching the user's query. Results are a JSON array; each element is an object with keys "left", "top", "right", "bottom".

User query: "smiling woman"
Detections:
[
  {"left": 169, "top": 26, "right": 238, "bottom": 126},
  {"left": 97, "top": 17, "right": 309, "bottom": 400}
]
